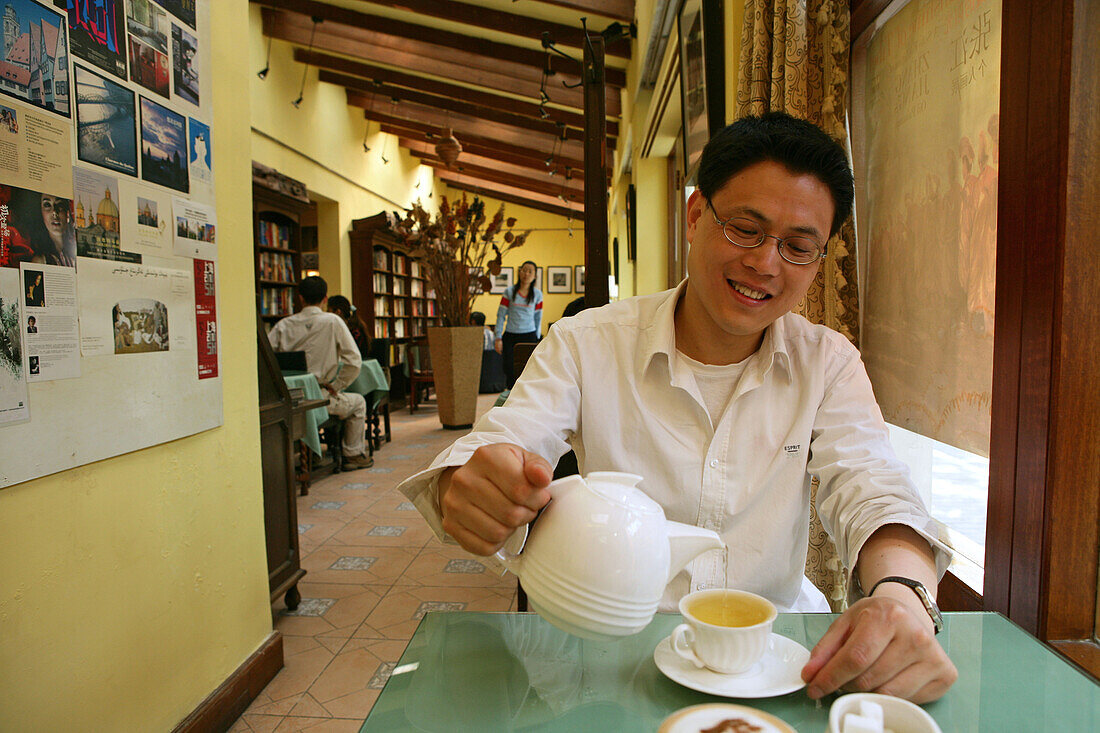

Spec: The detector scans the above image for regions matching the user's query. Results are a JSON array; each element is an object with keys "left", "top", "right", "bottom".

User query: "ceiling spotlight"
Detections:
[
  {"left": 544, "top": 156, "right": 553, "bottom": 167},
  {"left": 291, "top": 95, "right": 303, "bottom": 108},
  {"left": 381, "top": 154, "right": 389, "bottom": 164},
  {"left": 257, "top": 35, "right": 272, "bottom": 80},
  {"left": 362, "top": 142, "right": 371, "bottom": 153},
  {"left": 256, "top": 67, "right": 269, "bottom": 80}
]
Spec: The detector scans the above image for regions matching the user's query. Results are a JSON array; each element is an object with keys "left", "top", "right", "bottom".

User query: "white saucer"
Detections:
[{"left": 653, "top": 633, "right": 810, "bottom": 698}]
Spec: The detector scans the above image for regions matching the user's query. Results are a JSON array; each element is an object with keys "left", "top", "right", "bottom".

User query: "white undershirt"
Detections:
[{"left": 676, "top": 350, "right": 751, "bottom": 427}]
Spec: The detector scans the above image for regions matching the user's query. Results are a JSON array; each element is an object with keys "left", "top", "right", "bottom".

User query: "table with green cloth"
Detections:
[
  {"left": 493, "top": 389, "right": 509, "bottom": 407},
  {"left": 282, "top": 371, "right": 330, "bottom": 456},
  {"left": 359, "top": 611, "right": 1099, "bottom": 732},
  {"left": 343, "top": 358, "right": 389, "bottom": 397}
]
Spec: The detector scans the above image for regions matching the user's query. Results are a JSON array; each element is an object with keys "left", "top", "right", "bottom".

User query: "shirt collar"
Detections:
[
  {"left": 640, "top": 279, "right": 793, "bottom": 382},
  {"left": 300, "top": 305, "right": 324, "bottom": 315}
]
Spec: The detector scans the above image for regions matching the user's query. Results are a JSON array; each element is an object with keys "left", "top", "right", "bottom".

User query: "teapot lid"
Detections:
[{"left": 584, "top": 472, "right": 662, "bottom": 514}]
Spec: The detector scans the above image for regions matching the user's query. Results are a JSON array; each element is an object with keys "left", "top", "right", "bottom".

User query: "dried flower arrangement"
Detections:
[{"left": 395, "top": 194, "right": 530, "bottom": 327}]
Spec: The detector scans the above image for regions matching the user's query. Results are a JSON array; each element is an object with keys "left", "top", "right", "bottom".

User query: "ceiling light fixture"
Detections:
[
  {"left": 291, "top": 16, "right": 323, "bottom": 108},
  {"left": 257, "top": 35, "right": 272, "bottom": 80}
]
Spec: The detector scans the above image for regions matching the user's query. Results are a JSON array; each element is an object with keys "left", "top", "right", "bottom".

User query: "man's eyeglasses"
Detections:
[{"left": 708, "top": 201, "right": 826, "bottom": 265}]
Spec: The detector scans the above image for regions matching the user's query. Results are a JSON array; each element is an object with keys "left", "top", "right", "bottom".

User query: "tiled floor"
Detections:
[{"left": 230, "top": 393, "right": 517, "bottom": 732}]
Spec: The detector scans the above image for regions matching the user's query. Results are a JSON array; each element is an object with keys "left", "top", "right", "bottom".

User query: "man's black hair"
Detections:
[
  {"left": 696, "top": 112, "right": 854, "bottom": 238},
  {"left": 470, "top": 311, "right": 486, "bottom": 326},
  {"left": 298, "top": 275, "right": 327, "bottom": 305}
]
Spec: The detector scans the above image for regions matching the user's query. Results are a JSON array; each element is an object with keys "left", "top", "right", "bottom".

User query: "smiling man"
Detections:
[{"left": 398, "top": 112, "right": 957, "bottom": 703}]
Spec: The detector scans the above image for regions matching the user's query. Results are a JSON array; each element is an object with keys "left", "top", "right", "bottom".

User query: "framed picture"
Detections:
[
  {"left": 547, "top": 266, "right": 571, "bottom": 294},
  {"left": 679, "top": 0, "right": 725, "bottom": 182},
  {"left": 490, "top": 267, "right": 513, "bottom": 295},
  {"left": 575, "top": 266, "right": 586, "bottom": 294}
]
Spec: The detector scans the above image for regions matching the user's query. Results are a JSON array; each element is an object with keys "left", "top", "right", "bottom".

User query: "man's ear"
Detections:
[{"left": 685, "top": 189, "right": 707, "bottom": 243}]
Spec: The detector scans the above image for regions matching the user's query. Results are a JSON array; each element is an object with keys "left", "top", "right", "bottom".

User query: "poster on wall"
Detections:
[
  {"left": 117, "top": 180, "right": 171, "bottom": 256},
  {"left": 187, "top": 117, "right": 210, "bottom": 188},
  {"left": 152, "top": 0, "right": 194, "bottom": 29},
  {"left": 140, "top": 96, "right": 189, "bottom": 193},
  {"left": 72, "top": 166, "right": 142, "bottom": 262},
  {"left": 0, "top": 268, "right": 31, "bottom": 425},
  {"left": 0, "top": 183, "right": 76, "bottom": 268},
  {"left": 193, "top": 257, "right": 215, "bottom": 378},
  {"left": 0, "top": 1, "right": 70, "bottom": 118},
  {"left": 76, "top": 257, "right": 190, "bottom": 356},
  {"left": 171, "top": 23, "right": 199, "bottom": 106},
  {"left": 126, "top": 0, "right": 170, "bottom": 98},
  {"left": 55, "top": 0, "right": 129, "bottom": 81},
  {"left": 19, "top": 261, "right": 80, "bottom": 381},
  {"left": 74, "top": 64, "right": 138, "bottom": 177},
  {"left": 0, "top": 99, "right": 75, "bottom": 194},
  {"left": 172, "top": 197, "right": 214, "bottom": 259}
]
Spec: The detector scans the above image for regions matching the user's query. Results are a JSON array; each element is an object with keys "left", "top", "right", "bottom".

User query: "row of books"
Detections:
[
  {"left": 258, "top": 252, "right": 295, "bottom": 283},
  {"left": 257, "top": 220, "right": 293, "bottom": 249},
  {"left": 410, "top": 300, "right": 437, "bottom": 317},
  {"left": 259, "top": 287, "right": 294, "bottom": 317}
]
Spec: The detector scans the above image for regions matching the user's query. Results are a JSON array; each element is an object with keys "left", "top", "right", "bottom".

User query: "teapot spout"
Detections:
[{"left": 666, "top": 521, "right": 725, "bottom": 585}]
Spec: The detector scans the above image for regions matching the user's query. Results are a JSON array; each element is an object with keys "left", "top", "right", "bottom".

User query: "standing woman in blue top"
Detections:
[{"left": 495, "top": 260, "right": 543, "bottom": 388}]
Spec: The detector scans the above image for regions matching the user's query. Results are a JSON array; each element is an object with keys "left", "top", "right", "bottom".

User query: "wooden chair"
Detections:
[
  {"left": 367, "top": 338, "right": 392, "bottom": 448},
  {"left": 407, "top": 338, "right": 435, "bottom": 413}
]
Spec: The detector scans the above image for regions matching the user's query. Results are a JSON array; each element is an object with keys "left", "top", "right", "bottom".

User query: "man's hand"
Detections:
[
  {"left": 494, "top": 337, "right": 503, "bottom": 354},
  {"left": 801, "top": 590, "right": 957, "bottom": 703},
  {"left": 439, "top": 443, "right": 553, "bottom": 555},
  {"left": 321, "top": 383, "right": 337, "bottom": 397}
]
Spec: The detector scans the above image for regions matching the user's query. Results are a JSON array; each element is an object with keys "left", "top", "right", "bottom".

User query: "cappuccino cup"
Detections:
[{"left": 670, "top": 589, "right": 777, "bottom": 674}]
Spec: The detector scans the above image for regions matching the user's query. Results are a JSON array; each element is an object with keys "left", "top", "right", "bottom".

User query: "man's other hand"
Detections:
[
  {"left": 438, "top": 443, "right": 553, "bottom": 555},
  {"left": 801, "top": 593, "right": 957, "bottom": 703}
]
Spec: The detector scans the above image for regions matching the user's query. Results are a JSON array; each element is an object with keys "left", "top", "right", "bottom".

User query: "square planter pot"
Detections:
[{"left": 427, "top": 326, "right": 484, "bottom": 429}]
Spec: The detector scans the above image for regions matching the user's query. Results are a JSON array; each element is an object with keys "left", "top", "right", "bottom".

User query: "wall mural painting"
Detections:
[{"left": 860, "top": 0, "right": 1000, "bottom": 457}]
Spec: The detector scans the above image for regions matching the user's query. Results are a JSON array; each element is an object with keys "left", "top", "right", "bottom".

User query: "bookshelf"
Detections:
[
  {"left": 253, "top": 184, "right": 313, "bottom": 325},
  {"left": 349, "top": 212, "right": 439, "bottom": 387}
]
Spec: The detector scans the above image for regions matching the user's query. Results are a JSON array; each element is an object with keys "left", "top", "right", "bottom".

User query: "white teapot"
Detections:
[{"left": 495, "top": 471, "right": 725, "bottom": 640}]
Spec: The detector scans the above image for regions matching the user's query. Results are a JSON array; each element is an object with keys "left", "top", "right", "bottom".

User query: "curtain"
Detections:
[{"left": 736, "top": 0, "right": 856, "bottom": 611}]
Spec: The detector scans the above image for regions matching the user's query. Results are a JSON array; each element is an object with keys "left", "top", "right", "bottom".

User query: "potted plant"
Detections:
[{"left": 397, "top": 194, "right": 529, "bottom": 428}]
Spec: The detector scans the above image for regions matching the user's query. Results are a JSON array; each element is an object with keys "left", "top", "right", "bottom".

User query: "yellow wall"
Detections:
[
  {"left": 248, "top": 5, "right": 436, "bottom": 301},
  {"left": 0, "top": 2, "right": 272, "bottom": 730}
]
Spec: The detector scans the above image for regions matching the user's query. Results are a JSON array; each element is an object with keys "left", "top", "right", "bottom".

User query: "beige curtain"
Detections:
[{"left": 736, "top": 0, "right": 857, "bottom": 611}]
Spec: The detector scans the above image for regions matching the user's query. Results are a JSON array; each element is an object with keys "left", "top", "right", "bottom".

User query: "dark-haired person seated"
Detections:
[
  {"left": 398, "top": 113, "right": 956, "bottom": 703},
  {"left": 268, "top": 276, "right": 372, "bottom": 469}
]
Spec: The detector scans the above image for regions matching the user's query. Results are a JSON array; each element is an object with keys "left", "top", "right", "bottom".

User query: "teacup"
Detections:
[{"left": 670, "top": 589, "right": 777, "bottom": 675}]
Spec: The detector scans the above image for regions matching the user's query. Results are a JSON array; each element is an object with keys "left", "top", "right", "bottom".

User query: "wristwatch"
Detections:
[{"left": 869, "top": 576, "right": 943, "bottom": 634}]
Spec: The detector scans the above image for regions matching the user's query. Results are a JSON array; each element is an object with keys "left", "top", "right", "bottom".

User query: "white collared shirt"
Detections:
[
  {"left": 268, "top": 305, "right": 361, "bottom": 391},
  {"left": 398, "top": 282, "right": 950, "bottom": 612}
]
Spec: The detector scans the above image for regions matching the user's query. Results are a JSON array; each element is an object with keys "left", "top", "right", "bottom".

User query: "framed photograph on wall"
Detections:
[
  {"left": 679, "top": 0, "right": 725, "bottom": 182},
  {"left": 490, "top": 267, "right": 513, "bottom": 294},
  {"left": 547, "top": 266, "right": 571, "bottom": 294},
  {"left": 575, "top": 265, "right": 586, "bottom": 294}
]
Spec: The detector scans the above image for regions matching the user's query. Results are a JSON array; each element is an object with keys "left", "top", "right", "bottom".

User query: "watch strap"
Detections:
[{"left": 869, "top": 576, "right": 943, "bottom": 634}]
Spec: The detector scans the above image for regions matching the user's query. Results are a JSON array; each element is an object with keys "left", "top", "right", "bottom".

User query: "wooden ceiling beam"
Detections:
[
  {"left": 420, "top": 158, "right": 585, "bottom": 204},
  {"left": 437, "top": 173, "right": 584, "bottom": 219},
  {"left": 377, "top": 121, "right": 585, "bottom": 172},
  {"left": 321, "top": 69, "right": 618, "bottom": 141},
  {"left": 255, "top": 0, "right": 632, "bottom": 60},
  {"left": 350, "top": 91, "right": 592, "bottom": 159},
  {"left": 400, "top": 138, "right": 584, "bottom": 190},
  {"left": 533, "top": 0, "right": 634, "bottom": 24},
  {"left": 304, "top": 52, "right": 617, "bottom": 133},
  {"left": 391, "top": 129, "right": 578, "bottom": 175},
  {"left": 265, "top": 10, "right": 623, "bottom": 115},
  {"left": 259, "top": 6, "right": 626, "bottom": 87}
]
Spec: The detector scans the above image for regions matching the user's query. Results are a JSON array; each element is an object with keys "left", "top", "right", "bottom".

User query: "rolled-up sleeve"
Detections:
[
  {"left": 807, "top": 346, "right": 953, "bottom": 585},
  {"left": 397, "top": 325, "right": 582, "bottom": 541}
]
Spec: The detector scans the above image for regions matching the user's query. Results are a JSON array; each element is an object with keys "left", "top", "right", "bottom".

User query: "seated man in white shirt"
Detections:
[
  {"left": 269, "top": 275, "right": 373, "bottom": 469},
  {"left": 397, "top": 113, "right": 957, "bottom": 702}
]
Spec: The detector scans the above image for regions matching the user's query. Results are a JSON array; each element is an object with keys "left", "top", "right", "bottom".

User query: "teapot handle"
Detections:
[{"left": 492, "top": 523, "right": 529, "bottom": 575}]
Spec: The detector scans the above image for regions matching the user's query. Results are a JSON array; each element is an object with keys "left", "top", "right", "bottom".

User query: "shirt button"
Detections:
[{"left": 709, "top": 459, "right": 718, "bottom": 468}]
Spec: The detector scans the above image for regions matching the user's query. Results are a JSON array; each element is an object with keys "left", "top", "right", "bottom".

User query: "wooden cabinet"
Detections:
[
  {"left": 349, "top": 212, "right": 439, "bottom": 372},
  {"left": 256, "top": 319, "right": 305, "bottom": 609},
  {"left": 253, "top": 184, "right": 313, "bottom": 325}
]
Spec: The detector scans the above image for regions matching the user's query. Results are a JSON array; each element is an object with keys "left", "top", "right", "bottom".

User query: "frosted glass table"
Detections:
[{"left": 359, "top": 612, "right": 1099, "bottom": 732}]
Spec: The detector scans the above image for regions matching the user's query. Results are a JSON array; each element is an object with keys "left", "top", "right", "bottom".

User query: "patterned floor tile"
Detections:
[
  {"left": 396, "top": 545, "right": 515, "bottom": 589},
  {"left": 299, "top": 546, "right": 417, "bottom": 586},
  {"left": 354, "top": 585, "right": 514, "bottom": 640}
]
